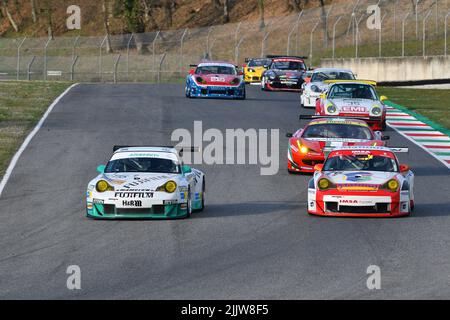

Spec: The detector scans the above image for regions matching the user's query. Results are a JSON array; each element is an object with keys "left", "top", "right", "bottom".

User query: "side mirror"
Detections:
[
  {"left": 97, "top": 165, "right": 106, "bottom": 174},
  {"left": 182, "top": 165, "right": 192, "bottom": 174},
  {"left": 380, "top": 95, "right": 388, "bottom": 102},
  {"left": 399, "top": 164, "right": 409, "bottom": 173},
  {"left": 314, "top": 164, "right": 324, "bottom": 172},
  {"left": 381, "top": 135, "right": 390, "bottom": 141},
  {"left": 286, "top": 133, "right": 293, "bottom": 138}
]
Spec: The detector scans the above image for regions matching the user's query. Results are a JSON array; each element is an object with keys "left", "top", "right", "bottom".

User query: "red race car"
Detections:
[
  {"left": 307, "top": 146, "right": 414, "bottom": 217},
  {"left": 315, "top": 80, "right": 388, "bottom": 131},
  {"left": 287, "top": 117, "right": 389, "bottom": 173}
]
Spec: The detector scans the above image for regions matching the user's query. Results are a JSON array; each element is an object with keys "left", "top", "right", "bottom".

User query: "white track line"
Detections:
[{"left": 0, "top": 83, "right": 79, "bottom": 197}]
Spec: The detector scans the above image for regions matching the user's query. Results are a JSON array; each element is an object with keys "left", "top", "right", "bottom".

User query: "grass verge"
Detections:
[
  {"left": 0, "top": 81, "right": 72, "bottom": 179},
  {"left": 378, "top": 87, "right": 450, "bottom": 131}
]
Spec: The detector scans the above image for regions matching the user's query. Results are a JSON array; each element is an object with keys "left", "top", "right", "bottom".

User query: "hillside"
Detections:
[{"left": 0, "top": 0, "right": 332, "bottom": 38}]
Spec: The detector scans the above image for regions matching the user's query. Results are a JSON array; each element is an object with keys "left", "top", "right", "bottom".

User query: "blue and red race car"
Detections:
[{"left": 185, "top": 61, "right": 246, "bottom": 99}]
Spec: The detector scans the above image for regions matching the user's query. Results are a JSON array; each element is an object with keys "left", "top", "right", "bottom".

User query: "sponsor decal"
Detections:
[
  {"left": 122, "top": 175, "right": 169, "bottom": 189},
  {"left": 339, "top": 199, "right": 358, "bottom": 204},
  {"left": 211, "top": 76, "right": 226, "bottom": 82},
  {"left": 122, "top": 200, "right": 143, "bottom": 207},
  {"left": 343, "top": 172, "right": 373, "bottom": 182},
  {"left": 93, "top": 199, "right": 104, "bottom": 204},
  {"left": 342, "top": 106, "right": 367, "bottom": 113},
  {"left": 163, "top": 200, "right": 178, "bottom": 205},
  {"left": 337, "top": 183, "right": 379, "bottom": 191},
  {"left": 115, "top": 192, "right": 154, "bottom": 198}
]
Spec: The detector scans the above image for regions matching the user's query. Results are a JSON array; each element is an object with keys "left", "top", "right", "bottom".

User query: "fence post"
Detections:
[
  {"left": 309, "top": 20, "right": 320, "bottom": 60},
  {"left": 70, "top": 55, "right": 79, "bottom": 81},
  {"left": 180, "top": 28, "right": 188, "bottom": 77},
  {"left": 152, "top": 31, "right": 161, "bottom": 71},
  {"left": 27, "top": 56, "right": 36, "bottom": 81},
  {"left": 287, "top": 11, "right": 303, "bottom": 55},
  {"left": 445, "top": 11, "right": 450, "bottom": 56},
  {"left": 379, "top": 13, "right": 387, "bottom": 58},
  {"left": 158, "top": 53, "right": 167, "bottom": 84},
  {"left": 261, "top": 30, "right": 271, "bottom": 58},
  {"left": 206, "top": 27, "right": 214, "bottom": 59},
  {"left": 99, "top": 35, "right": 107, "bottom": 81},
  {"left": 43, "top": 37, "right": 52, "bottom": 81},
  {"left": 402, "top": 12, "right": 411, "bottom": 57},
  {"left": 324, "top": 4, "right": 334, "bottom": 49},
  {"left": 113, "top": 54, "right": 121, "bottom": 84},
  {"left": 72, "top": 36, "right": 80, "bottom": 61},
  {"left": 295, "top": 13, "right": 304, "bottom": 55},
  {"left": 126, "top": 33, "right": 134, "bottom": 80},
  {"left": 16, "top": 37, "right": 26, "bottom": 80},
  {"left": 235, "top": 36, "right": 245, "bottom": 63},
  {"left": 332, "top": 16, "right": 342, "bottom": 59},
  {"left": 234, "top": 22, "right": 242, "bottom": 47},
  {"left": 423, "top": 9, "right": 433, "bottom": 57}
]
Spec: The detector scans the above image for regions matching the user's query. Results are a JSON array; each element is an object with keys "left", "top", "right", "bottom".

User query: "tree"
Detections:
[
  {"left": 102, "top": 0, "right": 113, "bottom": 53},
  {"left": 223, "top": 0, "right": 229, "bottom": 23},
  {"left": 162, "top": 0, "right": 174, "bottom": 28},
  {"left": 123, "top": 0, "right": 147, "bottom": 53},
  {"left": 257, "top": 0, "right": 265, "bottom": 30},
  {"left": 1, "top": 0, "right": 19, "bottom": 32}
]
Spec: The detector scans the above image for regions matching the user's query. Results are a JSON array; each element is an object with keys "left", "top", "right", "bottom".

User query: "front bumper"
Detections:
[
  {"left": 301, "top": 94, "right": 321, "bottom": 107},
  {"left": 266, "top": 80, "right": 302, "bottom": 92},
  {"left": 244, "top": 74, "right": 262, "bottom": 83},
  {"left": 87, "top": 202, "right": 189, "bottom": 219},
  {"left": 188, "top": 83, "right": 245, "bottom": 99}
]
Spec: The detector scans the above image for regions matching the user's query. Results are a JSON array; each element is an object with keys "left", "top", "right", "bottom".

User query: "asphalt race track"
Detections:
[{"left": 0, "top": 84, "right": 449, "bottom": 299}]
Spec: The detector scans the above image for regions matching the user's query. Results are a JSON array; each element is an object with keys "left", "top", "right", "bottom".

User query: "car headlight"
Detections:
[
  {"left": 326, "top": 103, "right": 337, "bottom": 114},
  {"left": 268, "top": 73, "right": 276, "bottom": 80},
  {"left": 96, "top": 180, "right": 114, "bottom": 193},
  {"left": 248, "top": 68, "right": 255, "bottom": 73},
  {"left": 230, "top": 77, "right": 240, "bottom": 85},
  {"left": 371, "top": 106, "right": 382, "bottom": 116},
  {"left": 157, "top": 180, "right": 177, "bottom": 193},
  {"left": 296, "top": 141, "right": 308, "bottom": 154},
  {"left": 387, "top": 179, "right": 399, "bottom": 192},
  {"left": 318, "top": 178, "right": 331, "bottom": 190}
]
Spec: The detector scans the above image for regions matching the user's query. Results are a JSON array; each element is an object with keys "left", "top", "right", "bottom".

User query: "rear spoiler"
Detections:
[
  {"left": 299, "top": 115, "right": 381, "bottom": 121},
  {"left": 324, "top": 79, "right": 377, "bottom": 86},
  {"left": 266, "top": 55, "right": 308, "bottom": 60},
  {"left": 322, "top": 146, "right": 409, "bottom": 153},
  {"left": 189, "top": 64, "right": 198, "bottom": 68}
]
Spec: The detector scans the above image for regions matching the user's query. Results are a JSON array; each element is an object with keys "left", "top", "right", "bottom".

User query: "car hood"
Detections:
[
  {"left": 100, "top": 172, "right": 180, "bottom": 191},
  {"left": 298, "top": 138, "right": 382, "bottom": 153},
  {"left": 194, "top": 74, "right": 240, "bottom": 85},
  {"left": 324, "top": 171, "right": 398, "bottom": 186},
  {"left": 328, "top": 98, "right": 383, "bottom": 113},
  {"left": 305, "top": 82, "right": 329, "bottom": 92}
]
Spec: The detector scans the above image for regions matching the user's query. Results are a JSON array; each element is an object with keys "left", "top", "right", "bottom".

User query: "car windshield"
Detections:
[
  {"left": 323, "top": 154, "right": 398, "bottom": 172},
  {"left": 272, "top": 61, "right": 306, "bottom": 71},
  {"left": 302, "top": 124, "right": 373, "bottom": 140},
  {"left": 248, "top": 59, "right": 271, "bottom": 67},
  {"left": 328, "top": 83, "right": 378, "bottom": 100},
  {"left": 311, "top": 71, "right": 355, "bottom": 82},
  {"left": 196, "top": 66, "right": 236, "bottom": 75},
  {"left": 105, "top": 157, "right": 180, "bottom": 174}
]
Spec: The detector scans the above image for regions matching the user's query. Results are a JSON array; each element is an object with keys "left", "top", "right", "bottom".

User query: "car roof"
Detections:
[
  {"left": 313, "top": 68, "right": 353, "bottom": 74},
  {"left": 308, "top": 118, "right": 370, "bottom": 126}
]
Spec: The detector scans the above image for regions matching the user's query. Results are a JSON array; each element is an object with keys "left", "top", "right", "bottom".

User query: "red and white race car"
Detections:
[
  {"left": 307, "top": 146, "right": 414, "bottom": 217},
  {"left": 287, "top": 117, "right": 389, "bottom": 173},
  {"left": 315, "top": 80, "right": 388, "bottom": 131}
]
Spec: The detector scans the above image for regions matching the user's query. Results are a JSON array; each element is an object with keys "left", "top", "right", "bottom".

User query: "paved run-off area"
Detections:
[{"left": 0, "top": 84, "right": 449, "bottom": 299}]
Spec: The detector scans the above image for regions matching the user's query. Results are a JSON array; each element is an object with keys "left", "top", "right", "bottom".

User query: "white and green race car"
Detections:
[{"left": 86, "top": 146, "right": 205, "bottom": 219}]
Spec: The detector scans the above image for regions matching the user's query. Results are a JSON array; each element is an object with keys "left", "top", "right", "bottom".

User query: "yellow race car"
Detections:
[{"left": 243, "top": 58, "right": 272, "bottom": 84}]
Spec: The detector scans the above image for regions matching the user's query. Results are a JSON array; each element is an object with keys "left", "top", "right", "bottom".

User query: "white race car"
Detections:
[
  {"left": 300, "top": 68, "right": 355, "bottom": 108},
  {"left": 86, "top": 146, "right": 205, "bottom": 219}
]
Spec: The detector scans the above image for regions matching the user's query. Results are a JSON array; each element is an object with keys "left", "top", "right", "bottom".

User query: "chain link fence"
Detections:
[{"left": 1, "top": 0, "right": 449, "bottom": 83}]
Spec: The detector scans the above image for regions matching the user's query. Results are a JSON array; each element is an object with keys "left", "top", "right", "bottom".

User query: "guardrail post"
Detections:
[
  {"left": 309, "top": 20, "right": 320, "bottom": 60},
  {"left": 70, "top": 55, "right": 79, "bottom": 81},
  {"left": 16, "top": 37, "right": 26, "bottom": 80},
  {"left": 423, "top": 9, "right": 433, "bottom": 57},
  {"left": 44, "top": 36, "right": 52, "bottom": 81},
  {"left": 126, "top": 33, "right": 134, "bottom": 80},
  {"left": 332, "top": 16, "right": 342, "bottom": 59},
  {"left": 402, "top": 12, "right": 411, "bottom": 57},
  {"left": 113, "top": 54, "right": 121, "bottom": 84},
  {"left": 27, "top": 56, "right": 36, "bottom": 81},
  {"left": 158, "top": 52, "right": 167, "bottom": 84}
]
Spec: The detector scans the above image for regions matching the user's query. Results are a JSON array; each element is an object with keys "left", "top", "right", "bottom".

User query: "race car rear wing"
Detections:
[
  {"left": 323, "top": 79, "right": 377, "bottom": 86},
  {"left": 266, "top": 55, "right": 308, "bottom": 60},
  {"left": 322, "top": 146, "right": 409, "bottom": 153},
  {"left": 299, "top": 115, "right": 381, "bottom": 121}
]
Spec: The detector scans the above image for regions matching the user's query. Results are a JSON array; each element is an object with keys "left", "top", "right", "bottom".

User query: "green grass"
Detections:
[
  {"left": 378, "top": 87, "right": 450, "bottom": 130},
  {"left": 0, "top": 81, "right": 72, "bottom": 179}
]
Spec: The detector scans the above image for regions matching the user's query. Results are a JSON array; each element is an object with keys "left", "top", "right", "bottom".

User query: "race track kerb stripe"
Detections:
[{"left": 0, "top": 83, "right": 79, "bottom": 197}]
